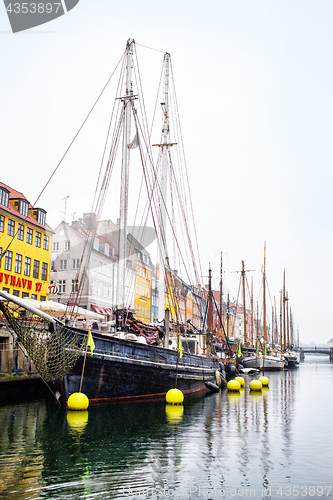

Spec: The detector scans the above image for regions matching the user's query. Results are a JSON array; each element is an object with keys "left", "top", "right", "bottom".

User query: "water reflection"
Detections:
[{"left": 1, "top": 359, "right": 333, "bottom": 499}]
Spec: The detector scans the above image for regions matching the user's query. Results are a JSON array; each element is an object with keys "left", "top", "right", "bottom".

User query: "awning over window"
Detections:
[
  {"left": 92, "top": 305, "right": 113, "bottom": 316},
  {"left": 92, "top": 304, "right": 104, "bottom": 315}
]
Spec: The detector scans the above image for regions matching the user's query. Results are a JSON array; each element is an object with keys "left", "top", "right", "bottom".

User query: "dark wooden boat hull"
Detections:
[{"left": 60, "top": 332, "right": 220, "bottom": 404}]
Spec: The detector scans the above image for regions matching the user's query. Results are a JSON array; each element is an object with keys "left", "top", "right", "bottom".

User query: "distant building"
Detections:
[
  {"left": 327, "top": 338, "right": 333, "bottom": 348},
  {"left": 51, "top": 218, "right": 119, "bottom": 320}
]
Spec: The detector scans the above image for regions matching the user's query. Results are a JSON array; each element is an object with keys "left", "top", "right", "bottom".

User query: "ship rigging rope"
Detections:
[
  {"left": 33, "top": 50, "right": 126, "bottom": 209},
  {"left": 170, "top": 60, "right": 203, "bottom": 287}
]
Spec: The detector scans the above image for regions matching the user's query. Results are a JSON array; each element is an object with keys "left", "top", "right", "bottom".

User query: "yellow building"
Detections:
[
  {"left": 129, "top": 234, "right": 153, "bottom": 322},
  {"left": 135, "top": 261, "right": 152, "bottom": 322},
  {"left": 165, "top": 270, "right": 179, "bottom": 322},
  {"left": 0, "top": 182, "right": 53, "bottom": 300}
]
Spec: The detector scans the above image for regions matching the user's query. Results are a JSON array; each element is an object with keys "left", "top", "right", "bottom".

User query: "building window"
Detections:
[
  {"left": 64, "top": 241, "right": 70, "bottom": 251},
  {"left": 71, "top": 279, "right": 79, "bottom": 293},
  {"left": 0, "top": 187, "right": 9, "bottom": 208},
  {"left": 53, "top": 241, "right": 59, "bottom": 251},
  {"left": 7, "top": 219, "right": 15, "bottom": 237},
  {"left": 15, "top": 254, "right": 22, "bottom": 274},
  {"left": 31, "top": 294, "right": 37, "bottom": 300},
  {"left": 13, "top": 290, "right": 20, "bottom": 297},
  {"left": 26, "top": 228, "right": 33, "bottom": 244},
  {"left": 43, "top": 235, "right": 49, "bottom": 250},
  {"left": 51, "top": 261, "right": 55, "bottom": 271},
  {"left": 59, "top": 260, "right": 67, "bottom": 270},
  {"left": 4, "top": 251, "right": 12, "bottom": 271},
  {"left": 0, "top": 215, "right": 4, "bottom": 233},
  {"left": 24, "top": 257, "right": 31, "bottom": 276},
  {"left": 40, "top": 296, "right": 46, "bottom": 301},
  {"left": 19, "top": 200, "right": 29, "bottom": 217},
  {"left": 0, "top": 247, "right": 2, "bottom": 266},
  {"left": 37, "top": 209, "right": 46, "bottom": 226},
  {"left": 33, "top": 260, "right": 40, "bottom": 279},
  {"left": 72, "top": 259, "right": 80, "bottom": 269},
  {"left": 35, "top": 232, "right": 41, "bottom": 248},
  {"left": 22, "top": 292, "right": 29, "bottom": 298},
  {"left": 59, "top": 280, "right": 66, "bottom": 293},
  {"left": 17, "top": 224, "right": 24, "bottom": 241},
  {"left": 41, "top": 262, "right": 48, "bottom": 281}
]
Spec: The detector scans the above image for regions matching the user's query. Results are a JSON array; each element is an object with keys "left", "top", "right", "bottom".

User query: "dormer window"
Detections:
[
  {"left": 19, "top": 199, "right": 29, "bottom": 217},
  {"left": 37, "top": 209, "right": 46, "bottom": 226},
  {"left": 31, "top": 208, "right": 46, "bottom": 226},
  {"left": 0, "top": 187, "right": 9, "bottom": 208}
]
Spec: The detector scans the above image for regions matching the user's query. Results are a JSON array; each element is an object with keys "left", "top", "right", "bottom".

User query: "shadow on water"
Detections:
[{"left": 1, "top": 360, "right": 333, "bottom": 499}]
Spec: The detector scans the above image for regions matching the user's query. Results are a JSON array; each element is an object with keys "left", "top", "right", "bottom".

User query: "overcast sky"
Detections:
[{"left": 1, "top": 0, "right": 333, "bottom": 345}]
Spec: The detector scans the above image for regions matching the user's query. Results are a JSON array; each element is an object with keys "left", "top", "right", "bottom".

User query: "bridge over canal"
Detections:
[{"left": 299, "top": 346, "right": 333, "bottom": 361}]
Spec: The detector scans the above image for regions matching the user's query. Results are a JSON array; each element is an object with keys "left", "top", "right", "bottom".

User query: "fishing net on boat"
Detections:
[{"left": 0, "top": 300, "right": 85, "bottom": 382}]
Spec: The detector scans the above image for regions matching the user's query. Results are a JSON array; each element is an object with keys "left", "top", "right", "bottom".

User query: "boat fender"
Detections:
[
  {"left": 225, "top": 364, "right": 236, "bottom": 376},
  {"left": 204, "top": 381, "right": 219, "bottom": 393}
]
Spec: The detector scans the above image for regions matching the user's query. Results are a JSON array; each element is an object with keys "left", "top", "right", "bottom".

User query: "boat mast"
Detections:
[
  {"left": 241, "top": 260, "right": 247, "bottom": 346},
  {"left": 206, "top": 265, "right": 213, "bottom": 355},
  {"left": 219, "top": 252, "right": 223, "bottom": 337},
  {"left": 250, "top": 276, "right": 254, "bottom": 347},
  {"left": 157, "top": 53, "right": 171, "bottom": 323},
  {"left": 283, "top": 269, "right": 286, "bottom": 351},
  {"left": 286, "top": 292, "right": 290, "bottom": 349},
  {"left": 263, "top": 242, "right": 267, "bottom": 344},
  {"left": 117, "top": 38, "right": 135, "bottom": 308},
  {"left": 279, "top": 289, "right": 283, "bottom": 352}
]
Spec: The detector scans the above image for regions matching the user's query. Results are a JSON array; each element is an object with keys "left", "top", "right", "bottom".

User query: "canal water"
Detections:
[{"left": 1, "top": 356, "right": 333, "bottom": 500}]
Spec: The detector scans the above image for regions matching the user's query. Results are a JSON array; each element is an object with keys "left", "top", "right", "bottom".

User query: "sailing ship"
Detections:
[
  {"left": 242, "top": 244, "right": 285, "bottom": 371},
  {"left": 0, "top": 39, "right": 223, "bottom": 404}
]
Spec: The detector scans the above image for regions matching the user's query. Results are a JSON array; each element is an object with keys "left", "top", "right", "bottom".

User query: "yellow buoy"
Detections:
[
  {"left": 165, "top": 404, "right": 184, "bottom": 422},
  {"left": 234, "top": 376, "right": 245, "bottom": 387},
  {"left": 259, "top": 376, "right": 269, "bottom": 386},
  {"left": 249, "top": 379, "right": 263, "bottom": 392},
  {"left": 67, "top": 392, "right": 89, "bottom": 411},
  {"left": 227, "top": 379, "right": 241, "bottom": 392},
  {"left": 166, "top": 388, "right": 184, "bottom": 405}
]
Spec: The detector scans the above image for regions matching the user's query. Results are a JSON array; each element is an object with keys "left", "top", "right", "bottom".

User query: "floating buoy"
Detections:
[
  {"left": 67, "top": 392, "right": 89, "bottom": 410},
  {"left": 165, "top": 404, "right": 184, "bottom": 422},
  {"left": 259, "top": 376, "right": 269, "bottom": 386},
  {"left": 249, "top": 379, "right": 263, "bottom": 392},
  {"left": 166, "top": 388, "right": 184, "bottom": 405},
  {"left": 227, "top": 379, "right": 241, "bottom": 392},
  {"left": 234, "top": 376, "right": 245, "bottom": 387},
  {"left": 66, "top": 411, "right": 89, "bottom": 433}
]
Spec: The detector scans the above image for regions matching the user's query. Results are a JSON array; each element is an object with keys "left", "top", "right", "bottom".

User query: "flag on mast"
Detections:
[
  {"left": 87, "top": 328, "right": 95, "bottom": 354},
  {"left": 237, "top": 341, "right": 242, "bottom": 357}
]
